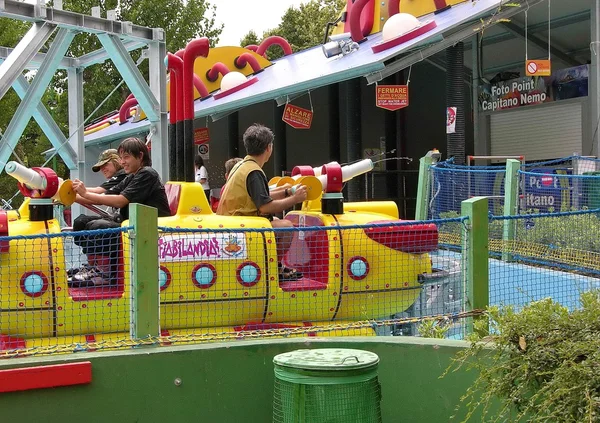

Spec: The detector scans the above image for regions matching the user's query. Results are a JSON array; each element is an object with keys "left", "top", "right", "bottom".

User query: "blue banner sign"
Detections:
[{"left": 524, "top": 168, "right": 572, "bottom": 212}]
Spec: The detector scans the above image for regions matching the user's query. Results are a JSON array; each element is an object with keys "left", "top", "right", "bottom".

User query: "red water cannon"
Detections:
[
  {"left": 5, "top": 161, "right": 75, "bottom": 221},
  {"left": 269, "top": 159, "right": 375, "bottom": 214},
  {"left": 290, "top": 159, "right": 375, "bottom": 214}
]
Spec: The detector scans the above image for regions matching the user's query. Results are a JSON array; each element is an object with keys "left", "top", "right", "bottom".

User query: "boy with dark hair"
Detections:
[{"left": 70, "top": 137, "right": 171, "bottom": 286}]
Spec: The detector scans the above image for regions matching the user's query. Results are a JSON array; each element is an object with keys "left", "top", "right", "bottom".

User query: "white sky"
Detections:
[{"left": 210, "top": 0, "right": 306, "bottom": 47}]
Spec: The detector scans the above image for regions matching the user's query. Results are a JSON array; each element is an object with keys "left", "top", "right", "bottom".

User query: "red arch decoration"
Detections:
[{"left": 256, "top": 36, "right": 292, "bottom": 57}]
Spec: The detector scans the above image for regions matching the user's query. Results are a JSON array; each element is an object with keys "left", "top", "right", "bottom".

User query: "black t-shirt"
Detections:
[
  {"left": 106, "top": 167, "right": 171, "bottom": 220},
  {"left": 99, "top": 169, "right": 127, "bottom": 191},
  {"left": 246, "top": 170, "right": 273, "bottom": 217}
]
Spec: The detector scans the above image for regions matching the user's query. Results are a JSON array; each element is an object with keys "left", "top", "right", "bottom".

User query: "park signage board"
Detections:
[{"left": 375, "top": 85, "right": 409, "bottom": 111}]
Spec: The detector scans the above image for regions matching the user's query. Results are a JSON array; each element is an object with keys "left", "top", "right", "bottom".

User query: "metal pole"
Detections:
[
  {"left": 591, "top": 0, "right": 600, "bottom": 156},
  {"left": 273, "top": 104, "right": 287, "bottom": 176},
  {"left": 471, "top": 35, "right": 480, "bottom": 157},
  {"left": 148, "top": 31, "right": 168, "bottom": 181},
  {"left": 502, "top": 159, "right": 520, "bottom": 261},
  {"left": 67, "top": 66, "right": 84, "bottom": 219},
  {"left": 345, "top": 78, "right": 362, "bottom": 201},
  {"left": 130, "top": 203, "right": 160, "bottom": 340},
  {"left": 461, "top": 196, "right": 489, "bottom": 336},
  {"left": 415, "top": 156, "right": 433, "bottom": 220}
]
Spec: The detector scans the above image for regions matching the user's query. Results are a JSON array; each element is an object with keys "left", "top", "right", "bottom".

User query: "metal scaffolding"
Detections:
[{"left": 0, "top": 0, "right": 168, "bottom": 180}]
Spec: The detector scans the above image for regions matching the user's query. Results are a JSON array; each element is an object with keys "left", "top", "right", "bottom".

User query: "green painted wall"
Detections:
[{"left": 0, "top": 337, "right": 486, "bottom": 422}]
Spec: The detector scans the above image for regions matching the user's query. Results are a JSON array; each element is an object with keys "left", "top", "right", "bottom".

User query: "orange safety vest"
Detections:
[{"left": 216, "top": 156, "right": 265, "bottom": 216}]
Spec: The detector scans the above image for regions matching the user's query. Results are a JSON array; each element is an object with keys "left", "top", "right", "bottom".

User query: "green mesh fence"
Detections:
[{"left": 273, "top": 349, "right": 382, "bottom": 423}]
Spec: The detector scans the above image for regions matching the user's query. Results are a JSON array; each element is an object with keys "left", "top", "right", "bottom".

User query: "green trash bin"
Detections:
[
  {"left": 273, "top": 348, "right": 382, "bottom": 423},
  {"left": 584, "top": 171, "right": 600, "bottom": 209}
]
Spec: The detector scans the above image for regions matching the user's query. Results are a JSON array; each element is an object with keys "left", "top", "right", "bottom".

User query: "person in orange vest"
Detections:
[{"left": 217, "top": 124, "right": 307, "bottom": 280}]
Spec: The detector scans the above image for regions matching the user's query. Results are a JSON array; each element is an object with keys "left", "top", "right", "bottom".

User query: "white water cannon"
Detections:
[
  {"left": 5, "top": 161, "right": 76, "bottom": 221},
  {"left": 268, "top": 159, "right": 375, "bottom": 214}
]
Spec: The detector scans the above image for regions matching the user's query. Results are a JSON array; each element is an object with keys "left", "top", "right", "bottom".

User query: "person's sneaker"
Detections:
[
  {"left": 279, "top": 265, "right": 303, "bottom": 281},
  {"left": 68, "top": 267, "right": 111, "bottom": 287}
]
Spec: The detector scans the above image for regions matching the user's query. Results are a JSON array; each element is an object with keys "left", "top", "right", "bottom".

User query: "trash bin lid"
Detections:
[{"left": 273, "top": 348, "right": 379, "bottom": 371}]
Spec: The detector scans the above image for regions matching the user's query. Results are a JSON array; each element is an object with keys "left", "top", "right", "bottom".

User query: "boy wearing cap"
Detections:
[
  {"left": 70, "top": 138, "right": 170, "bottom": 287},
  {"left": 87, "top": 148, "right": 127, "bottom": 194},
  {"left": 73, "top": 148, "right": 126, "bottom": 227}
]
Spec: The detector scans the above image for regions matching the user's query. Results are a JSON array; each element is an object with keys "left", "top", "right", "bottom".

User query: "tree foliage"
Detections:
[
  {"left": 240, "top": 0, "right": 344, "bottom": 60},
  {"left": 239, "top": 30, "right": 260, "bottom": 50},
  {"left": 0, "top": 1, "right": 222, "bottom": 206},
  {"left": 448, "top": 292, "right": 600, "bottom": 422}
]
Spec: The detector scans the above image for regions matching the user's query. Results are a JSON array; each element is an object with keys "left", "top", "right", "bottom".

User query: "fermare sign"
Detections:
[
  {"left": 375, "top": 85, "right": 409, "bottom": 111},
  {"left": 478, "top": 65, "right": 588, "bottom": 112},
  {"left": 158, "top": 233, "right": 247, "bottom": 262}
]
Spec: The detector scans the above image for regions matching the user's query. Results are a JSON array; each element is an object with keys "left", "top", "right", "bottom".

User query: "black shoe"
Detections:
[
  {"left": 68, "top": 267, "right": 111, "bottom": 287},
  {"left": 279, "top": 266, "right": 303, "bottom": 281}
]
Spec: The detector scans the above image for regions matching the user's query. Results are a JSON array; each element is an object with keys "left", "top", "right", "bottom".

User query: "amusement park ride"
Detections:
[
  {"left": 0, "top": 0, "right": 499, "bottom": 349},
  {"left": 0, "top": 156, "right": 438, "bottom": 348}
]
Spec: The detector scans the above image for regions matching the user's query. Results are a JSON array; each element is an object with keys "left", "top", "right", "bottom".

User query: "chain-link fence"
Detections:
[
  {"left": 0, "top": 226, "right": 132, "bottom": 354},
  {"left": 1, "top": 214, "right": 475, "bottom": 357},
  {"left": 428, "top": 162, "right": 506, "bottom": 219},
  {"left": 427, "top": 156, "right": 600, "bottom": 219},
  {"left": 488, "top": 209, "right": 600, "bottom": 310}
]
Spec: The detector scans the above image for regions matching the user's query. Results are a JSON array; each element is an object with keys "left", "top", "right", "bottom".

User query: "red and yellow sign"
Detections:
[
  {"left": 376, "top": 85, "right": 409, "bottom": 111},
  {"left": 194, "top": 127, "right": 210, "bottom": 145},
  {"left": 282, "top": 104, "right": 313, "bottom": 129},
  {"left": 526, "top": 59, "right": 551, "bottom": 77}
]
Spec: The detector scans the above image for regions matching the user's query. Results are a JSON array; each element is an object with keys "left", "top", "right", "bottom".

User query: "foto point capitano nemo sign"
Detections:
[{"left": 478, "top": 65, "right": 589, "bottom": 113}]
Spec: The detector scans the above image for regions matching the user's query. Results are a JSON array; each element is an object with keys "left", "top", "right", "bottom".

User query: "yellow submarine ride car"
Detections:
[{"left": 0, "top": 160, "right": 438, "bottom": 351}]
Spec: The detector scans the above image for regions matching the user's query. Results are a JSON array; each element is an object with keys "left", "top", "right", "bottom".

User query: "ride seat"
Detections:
[
  {"left": 210, "top": 188, "right": 221, "bottom": 213},
  {"left": 164, "top": 183, "right": 182, "bottom": 215},
  {"left": 281, "top": 214, "right": 330, "bottom": 291},
  {"left": 0, "top": 210, "right": 8, "bottom": 252}
]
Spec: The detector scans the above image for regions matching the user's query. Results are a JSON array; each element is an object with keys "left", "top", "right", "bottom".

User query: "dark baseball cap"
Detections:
[{"left": 92, "top": 149, "right": 120, "bottom": 172}]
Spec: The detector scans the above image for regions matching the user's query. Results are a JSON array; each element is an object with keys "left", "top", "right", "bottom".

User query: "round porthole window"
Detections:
[
  {"left": 159, "top": 266, "right": 171, "bottom": 291},
  {"left": 347, "top": 257, "right": 369, "bottom": 281},
  {"left": 20, "top": 271, "right": 49, "bottom": 297},
  {"left": 236, "top": 261, "right": 261, "bottom": 287},
  {"left": 191, "top": 263, "right": 217, "bottom": 289}
]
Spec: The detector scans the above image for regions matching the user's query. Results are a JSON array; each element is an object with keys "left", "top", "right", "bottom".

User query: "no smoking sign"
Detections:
[
  {"left": 198, "top": 143, "right": 209, "bottom": 159},
  {"left": 526, "top": 59, "right": 551, "bottom": 77}
]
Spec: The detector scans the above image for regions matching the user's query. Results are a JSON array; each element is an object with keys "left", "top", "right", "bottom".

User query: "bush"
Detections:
[{"left": 447, "top": 291, "right": 600, "bottom": 422}]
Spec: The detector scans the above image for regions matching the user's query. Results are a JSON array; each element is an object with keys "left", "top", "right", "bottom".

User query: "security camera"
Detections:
[{"left": 322, "top": 38, "right": 359, "bottom": 58}]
